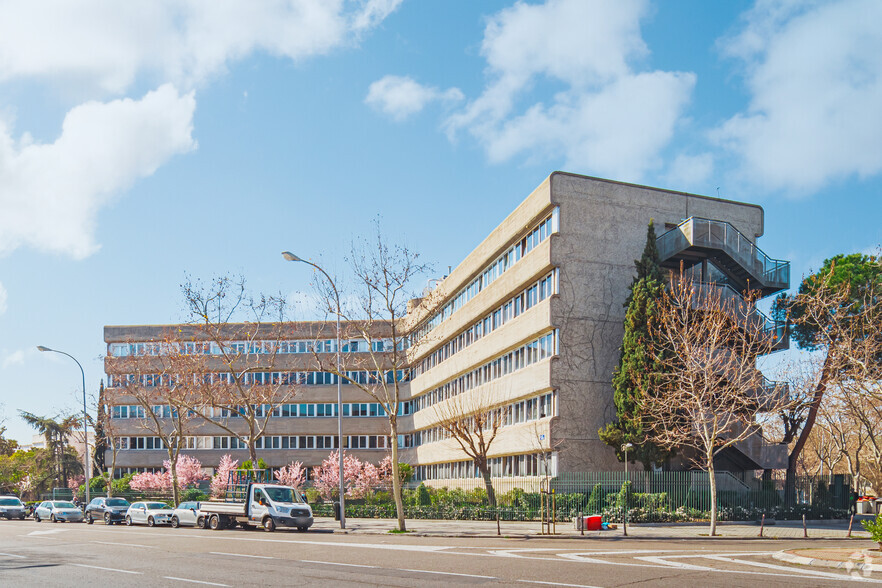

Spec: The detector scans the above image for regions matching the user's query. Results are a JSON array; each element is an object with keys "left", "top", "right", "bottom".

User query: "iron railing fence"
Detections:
[{"left": 307, "top": 471, "right": 852, "bottom": 522}]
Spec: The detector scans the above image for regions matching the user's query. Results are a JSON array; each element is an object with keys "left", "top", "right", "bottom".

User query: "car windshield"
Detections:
[
  {"left": 264, "top": 487, "right": 301, "bottom": 504},
  {"left": 106, "top": 499, "right": 129, "bottom": 507},
  {"left": 0, "top": 498, "right": 22, "bottom": 506},
  {"left": 54, "top": 502, "right": 77, "bottom": 509},
  {"left": 145, "top": 502, "right": 171, "bottom": 510}
]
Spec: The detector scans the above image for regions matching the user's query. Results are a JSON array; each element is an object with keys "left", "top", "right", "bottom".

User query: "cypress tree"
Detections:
[{"left": 599, "top": 220, "right": 671, "bottom": 468}]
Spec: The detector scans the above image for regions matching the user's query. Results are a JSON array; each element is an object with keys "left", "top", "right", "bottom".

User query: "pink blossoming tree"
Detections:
[
  {"left": 211, "top": 454, "right": 239, "bottom": 498},
  {"left": 275, "top": 461, "right": 307, "bottom": 488}
]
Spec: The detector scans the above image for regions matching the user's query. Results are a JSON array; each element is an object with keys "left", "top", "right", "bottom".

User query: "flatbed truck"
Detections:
[{"left": 199, "top": 470, "right": 313, "bottom": 532}]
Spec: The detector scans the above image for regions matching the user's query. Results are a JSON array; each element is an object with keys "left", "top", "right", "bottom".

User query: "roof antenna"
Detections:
[{"left": 716, "top": 187, "right": 721, "bottom": 197}]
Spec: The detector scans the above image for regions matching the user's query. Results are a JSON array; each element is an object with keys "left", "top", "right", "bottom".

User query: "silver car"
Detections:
[
  {"left": 33, "top": 500, "right": 84, "bottom": 523},
  {"left": 170, "top": 501, "right": 204, "bottom": 528},
  {"left": 125, "top": 501, "right": 173, "bottom": 526},
  {"left": 0, "top": 496, "right": 26, "bottom": 520}
]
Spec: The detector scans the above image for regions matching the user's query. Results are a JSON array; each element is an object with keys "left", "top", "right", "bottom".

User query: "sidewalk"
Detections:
[
  {"left": 310, "top": 516, "right": 874, "bottom": 541},
  {"left": 774, "top": 547, "right": 882, "bottom": 573}
]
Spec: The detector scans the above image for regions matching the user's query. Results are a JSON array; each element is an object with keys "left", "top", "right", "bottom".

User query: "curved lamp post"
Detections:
[
  {"left": 282, "top": 251, "right": 345, "bottom": 529},
  {"left": 621, "top": 442, "right": 633, "bottom": 537},
  {"left": 37, "top": 345, "right": 90, "bottom": 505}
]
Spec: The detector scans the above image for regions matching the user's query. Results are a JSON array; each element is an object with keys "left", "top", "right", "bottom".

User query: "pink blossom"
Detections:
[
  {"left": 274, "top": 461, "right": 306, "bottom": 488},
  {"left": 129, "top": 471, "right": 171, "bottom": 491},
  {"left": 67, "top": 474, "right": 86, "bottom": 490},
  {"left": 312, "top": 452, "right": 387, "bottom": 499},
  {"left": 164, "top": 455, "right": 209, "bottom": 488},
  {"left": 210, "top": 454, "right": 239, "bottom": 498}
]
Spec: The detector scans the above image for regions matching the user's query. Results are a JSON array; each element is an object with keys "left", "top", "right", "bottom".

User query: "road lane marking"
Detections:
[
  {"left": 209, "top": 551, "right": 274, "bottom": 559},
  {"left": 164, "top": 576, "right": 230, "bottom": 586},
  {"left": 634, "top": 555, "right": 717, "bottom": 571},
  {"left": 0, "top": 552, "right": 26, "bottom": 558},
  {"left": 27, "top": 529, "right": 68, "bottom": 536},
  {"left": 301, "top": 560, "right": 377, "bottom": 568},
  {"left": 91, "top": 540, "right": 155, "bottom": 548},
  {"left": 398, "top": 568, "right": 496, "bottom": 579},
  {"left": 702, "top": 555, "right": 882, "bottom": 582},
  {"left": 71, "top": 563, "right": 141, "bottom": 574},
  {"left": 520, "top": 580, "right": 602, "bottom": 588}
]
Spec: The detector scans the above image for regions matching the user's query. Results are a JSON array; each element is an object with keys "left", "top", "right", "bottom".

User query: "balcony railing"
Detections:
[{"left": 657, "top": 217, "right": 790, "bottom": 290}]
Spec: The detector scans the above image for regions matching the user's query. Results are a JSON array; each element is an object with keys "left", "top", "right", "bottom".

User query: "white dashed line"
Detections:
[
  {"left": 398, "top": 568, "right": 496, "bottom": 579},
  {"left": 209, "top": 551, "right": 274, "bottom": 559},
  {"left": 301, "top": 560, "right": 377, "bottom": 568},
  {"left": 71, "top": 563, "right": 141, "bottom": 574},
  {"left": 164, "top": 576, "right": 230, "bottom": 586},
  {"left": 91, "top": 540, "right": 154, "bottom": 548}
]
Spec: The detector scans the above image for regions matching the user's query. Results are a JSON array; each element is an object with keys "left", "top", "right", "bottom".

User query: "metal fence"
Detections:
[{"left": 309, "top": 471, "right": 853, "bottom": 522}]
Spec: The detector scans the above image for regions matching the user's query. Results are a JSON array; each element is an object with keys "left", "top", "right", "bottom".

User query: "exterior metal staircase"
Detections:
[{"left": 657, "top": 217, "right": 790, "bottom": 297}]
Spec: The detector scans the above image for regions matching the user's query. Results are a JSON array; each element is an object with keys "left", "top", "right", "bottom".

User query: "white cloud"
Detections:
[
  {"left": 1, "top": 349, "right": 24, "bottom": 369},
  {"left": 665, "top": 153, "right": 715, "bottom": 192},
  {"left": 0, "top": 84, "right": 196, "bottom": 258},
  {"left": 714, "top": 0, "right": 882, "bottom": 195},
  {"left": 0, "top": 0, "right": 402, "bottom": 94},
  {"left": 366, "top": 75, "right": 463, "bottom": 121},
  {"left": 0, "top": 281, "right": 6, "bottom": 314},
  {"left": 442, "top": 0, "right": 695, "bottom": 182}
]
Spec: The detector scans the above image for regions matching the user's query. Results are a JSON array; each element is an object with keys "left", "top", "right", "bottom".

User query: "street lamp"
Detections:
[
  {"left": 282, "top": 251, "right": 345, "bottom": 529},
  {"left": 621, "top": 442, "right": 633, "bottom": 537},
  {"left": 37, "top": 346, "right": 90, "bottom": 505}
]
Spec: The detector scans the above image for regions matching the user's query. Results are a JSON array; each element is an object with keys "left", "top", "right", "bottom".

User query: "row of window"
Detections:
[
  {"left": 414, "top": 270, "right": 558, "bottom": 379},
  {"left": 108, "top": 338, "right": 392, "bottom": 358},
  {"left": 115, "top": 435, "right": 390, "bottom": 451},
  {"left": 411, "top": 210, "right": 559, "bottom": 342},
  {"left": 406, "top": 392, "right": 556, "bottom": 448},
  {"left": 111, "top": 402, "right": 412, "bottom": 420},
  {"left": 413, "top": 331, "right": 557, "bottom": 414},
  {"left": 413, "top": 452, "right": 557, "bottom": 481},
  {"left": 107, "top": 370, "right": 409, "bottom": 389}
]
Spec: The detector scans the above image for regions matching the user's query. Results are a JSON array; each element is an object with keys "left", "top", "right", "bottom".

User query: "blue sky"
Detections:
[{"left": 0, "top": 0, "right": 880, "bottom": 443}]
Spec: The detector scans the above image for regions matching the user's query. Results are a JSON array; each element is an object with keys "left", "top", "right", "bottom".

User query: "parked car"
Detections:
[
  {"left": 125, "top": 501, "right": 173, "bottom": 526},
  {"left": 33, "top": 500, "right": 84, "bottom": 523},
  {"left": 170, "top": 501, "right": 204, "bottom": 528},
  {"left": 0, "top": 496, "right": 27, "bottom": 520},
  {"left": 84, "top": 497, "right": 131, "bottom": 525}
]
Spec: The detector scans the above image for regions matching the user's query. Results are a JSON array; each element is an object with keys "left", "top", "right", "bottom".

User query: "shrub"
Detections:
[
  {"left": 181, "top": 488, "right": 209, "bottom": 503},
  {"left": 861, "top": 513, "right": 882, "bottom": 548}
]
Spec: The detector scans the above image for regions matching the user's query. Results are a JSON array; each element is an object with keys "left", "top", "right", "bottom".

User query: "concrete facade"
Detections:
[{"left": 102, "top": 172, "right": 788, "bottom": 479}]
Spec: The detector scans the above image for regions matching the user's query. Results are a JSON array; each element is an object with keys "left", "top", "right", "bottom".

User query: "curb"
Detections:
[
  {"left": 324, "top": 528, "right": 867, "bottom": 541},
  {"left": 774, "top": 550, "right": 882, "bottom": 573}
]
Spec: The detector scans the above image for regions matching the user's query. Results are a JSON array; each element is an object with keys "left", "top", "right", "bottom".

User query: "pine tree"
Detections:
[{"left": 599, "top": 220, "right": 671, "bottom": 468}]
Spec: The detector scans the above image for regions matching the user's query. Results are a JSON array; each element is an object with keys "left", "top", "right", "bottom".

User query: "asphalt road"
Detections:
[{"left": 0, "top": 518, "right": 878, "bottom": 587}]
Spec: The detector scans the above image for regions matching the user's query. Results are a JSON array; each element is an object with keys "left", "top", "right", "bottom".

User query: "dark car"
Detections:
[{"left": 84, "top": 497, "right": 131, "bottom": 525}]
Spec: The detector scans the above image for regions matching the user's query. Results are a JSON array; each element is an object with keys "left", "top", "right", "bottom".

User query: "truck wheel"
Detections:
[
  {"left": 263, "top": 517, "right": 275, "bottom": 532},
  {"left": 197, "top": 516, "right": 206, "bottom": 529},
  {"left": 209, "top": 514, "right": 221, "bottom": 530}
]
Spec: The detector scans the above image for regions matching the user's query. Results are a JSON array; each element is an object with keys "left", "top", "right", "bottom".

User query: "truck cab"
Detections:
[{"left": 247, "top": 484, "right": 313, "bottom": 532}]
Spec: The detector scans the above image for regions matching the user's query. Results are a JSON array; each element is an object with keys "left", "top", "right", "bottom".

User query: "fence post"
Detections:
[
  {"left": 802, "top": 514, "right": 807, "bottom": 538},
  {"left": 847, "top": 514, "right": 854, "bottom": 538},
  {"left": 580, "top": 511, "right": 584, "bottom": 536},
  {"left": 758, "top": 513, "right": 764, "bottom": 537},
  {"left": 552, "top": 489, "right": 556, "bottom": 535}
]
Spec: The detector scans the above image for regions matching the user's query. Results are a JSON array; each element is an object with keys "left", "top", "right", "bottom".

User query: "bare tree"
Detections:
[
  {"left": 310, "top": 224, "right": 433, "bottom": 532},
  {"left": 175, "top": 275, "right": 297, "bottom": 465},
  {"left": 433, "top": 389, "right": 504, "bottom": 507},
  {"left": 111, "top": 337, "right": 201, "bottom": 505},
  {"left": 817, "top": 387, "right": 869, "bottom": 490},
  {"left": 641, "top": 276, "right": 793, "bottom": 536}
]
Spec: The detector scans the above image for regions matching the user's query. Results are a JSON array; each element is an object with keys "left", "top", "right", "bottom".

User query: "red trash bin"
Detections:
[{"left": 586, "top": 515, "right": 602, "bottom": 530}]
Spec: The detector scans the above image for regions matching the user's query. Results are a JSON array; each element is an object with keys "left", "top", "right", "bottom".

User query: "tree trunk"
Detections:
[
  {"left": 389, "top": 419, "right": 406, "bottom": 532},
  {"left": 786, "top": 351, "right": 835, "bottom": 505},
  {"left": 478, "top": 462, "right": 497, "bottom": 508},
  {"left": 708, "top": 459, "right": 718, "bottom": 537},
  {"left": 167, "top": 449, "right": 180, "bottom": 506}
]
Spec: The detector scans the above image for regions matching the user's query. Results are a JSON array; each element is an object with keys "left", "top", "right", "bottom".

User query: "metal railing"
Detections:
[
  {"left": 657, "top": 218, "right": 790, "bottom": 288},
  {"left": 304, "top": 472, "right": 852, "bottom": 522}
]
